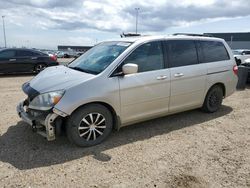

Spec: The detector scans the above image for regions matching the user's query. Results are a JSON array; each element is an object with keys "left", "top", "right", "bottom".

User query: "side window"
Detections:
[
  {"left": 200, "top": 41, "right": 230, "bottom": 63},
  {"left": 123, "top": 41, "right": 164, "bottom": 73},
  {"left": 32, "top": 52, "right": 41, "bottom": 56},
  {"left": 168, "top": 40, "right": 198, "bottom": 68},
  {"left": 0, "top": 50, "right": 15, "bottom": 59},
  {"left": 16, "top": 50, "right": 34, "bottom": 57}
]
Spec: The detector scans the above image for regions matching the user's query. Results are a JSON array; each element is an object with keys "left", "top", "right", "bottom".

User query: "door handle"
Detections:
[
  {"left": 174, "top": 73, "right": 184, "bottom": 78},
  {"left": 31, "top": 57, "right": 38, "bottom": 60},
  {"left": 9, "top": 59, "right": 16, "bottom": 62},
  {"left": 156, "top": 75, "right": 168, "bottom": 80}
]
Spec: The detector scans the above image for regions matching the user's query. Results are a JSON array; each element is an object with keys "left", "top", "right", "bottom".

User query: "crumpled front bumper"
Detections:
[{"left": 16, "top": 101, "right": 58, "bottom": 141}]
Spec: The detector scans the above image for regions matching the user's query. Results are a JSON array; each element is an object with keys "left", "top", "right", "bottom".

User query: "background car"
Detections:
[
  {"left": 233, "top": 49, "right": 250, "bottom": 65},
  {"left": 56, "top": 51, "right": 65, "bottom": 58},
  {"left": 242, "top": 58, "right": 250, "bottom": 82},
  {"left": 76, "top": 52, "right": 84, "bottom": 58},
  {"left": 0, "top": 48, "right": 59, "bottom": 74},
  {"left": 63, "top": 51, "right": 78, "bottom": 58}
]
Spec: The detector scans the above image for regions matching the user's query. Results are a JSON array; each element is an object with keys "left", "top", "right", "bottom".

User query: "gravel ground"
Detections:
[{"left": 0, "top": 73, "right": 250, "bottom": 188}]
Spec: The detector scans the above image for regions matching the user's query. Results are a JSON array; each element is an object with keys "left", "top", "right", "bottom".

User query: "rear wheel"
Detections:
[
  {"left": 202, "top": 85, "right": 223, "bottom": 113},
  {"left": 66, "top": 104, "right": 113, "bottom": 147},
  {"left": 35, "top": 64, "right": 47, "bottom": 73}
]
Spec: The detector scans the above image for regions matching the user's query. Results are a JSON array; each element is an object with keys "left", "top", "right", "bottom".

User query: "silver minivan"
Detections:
[{"left": 17, "top": 35, "right": 238, "bottom": 147}]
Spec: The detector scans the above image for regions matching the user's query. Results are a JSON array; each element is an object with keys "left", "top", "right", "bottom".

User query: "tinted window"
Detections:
[
  {"left": 32, "top": 51, "right": 42, "bottom": 56},
  {"left": 168, "top": 40, "right": 198, "bottom": 68},
  {"left": 16, "top": 50, "right": 35, "bottom": 57},
  {"left": 123, "top": 41, "right": 164, "bottom": 72},
  {"left": 200, "top": 41, "right": 229, "bottom": 63},
  {"left": 0, "top": 50, "right": 15, "bottom": 59}
]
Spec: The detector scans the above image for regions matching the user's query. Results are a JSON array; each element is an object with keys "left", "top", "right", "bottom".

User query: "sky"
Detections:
[{"left": 0, "top": 0, "right": 250, "bottom": 49}]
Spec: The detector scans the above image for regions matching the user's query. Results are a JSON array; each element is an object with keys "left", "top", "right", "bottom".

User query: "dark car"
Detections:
[{"left": 0, "top": 48, "right": 59, "bottom": 74}]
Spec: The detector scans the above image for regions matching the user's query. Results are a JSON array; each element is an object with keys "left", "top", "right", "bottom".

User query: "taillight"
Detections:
[
  {"left": 233, "top": 65, "right": 238, "bottom": 75},
  {"left": 50, "top": 55, "right": 57, "bottom": 61}
]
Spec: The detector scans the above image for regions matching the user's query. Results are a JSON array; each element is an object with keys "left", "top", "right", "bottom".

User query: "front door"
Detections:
[{"left": 118, "top": 41, "right": 171, "bottom": 124}]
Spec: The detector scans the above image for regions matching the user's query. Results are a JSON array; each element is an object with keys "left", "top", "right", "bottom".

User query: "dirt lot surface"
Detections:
[{"left": 0, "top": 74, "right": 250, "bottom": 188}]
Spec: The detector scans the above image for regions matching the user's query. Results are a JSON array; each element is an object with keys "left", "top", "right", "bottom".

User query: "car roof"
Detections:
[
  {"left": 105, "top": 35, "right": 225, "bottom": 44},
  {"left": 0, "top": 48, "right": 40, "bottom": 52},
  {"left": 0, "top": 48, "right": 48, "bottom": 56}
]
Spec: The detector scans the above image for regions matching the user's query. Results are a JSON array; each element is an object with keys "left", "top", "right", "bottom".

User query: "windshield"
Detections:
[{"left": 69, "top": 41, "right": 131, "bottom": 74}]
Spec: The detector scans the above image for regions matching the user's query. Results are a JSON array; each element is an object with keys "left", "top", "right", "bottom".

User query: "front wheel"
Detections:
[
  {"left": 202, "top": 85, "right": 223, "bottom": 113},
  {"left": 66, "top": 104, "right": 113, "bottom": 147}
]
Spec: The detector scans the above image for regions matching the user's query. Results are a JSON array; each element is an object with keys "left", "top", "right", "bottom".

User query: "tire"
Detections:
[
  {"left": 202, "top": 85, "right": 223, "bottom": 113},
  {"left": 66, "top": 104, "right": 113, "bottom": 147},
  {"left": 34, "top": 63, "right": 47, "bottom": 73}
]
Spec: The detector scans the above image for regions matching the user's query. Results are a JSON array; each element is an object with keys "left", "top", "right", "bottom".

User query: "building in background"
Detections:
[
  {"left": 205, "top": 32, "right": 250, "bottom": 49},
  {"left": 58, "top": 45, "right": 92, "bottom": 52}
]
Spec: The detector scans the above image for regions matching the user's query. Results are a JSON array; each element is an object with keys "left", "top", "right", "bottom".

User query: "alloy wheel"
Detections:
[
  {"left": 78, "top": 113, "right": 106, "bottom": 141},
  {"left": 36, "top": 64, "right": 46, "bottom": 72}
]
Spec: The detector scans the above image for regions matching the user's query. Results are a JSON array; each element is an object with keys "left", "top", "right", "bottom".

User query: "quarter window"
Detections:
[
  {"left": 200, "top": 41, "right": 230, "bottom": 63},
  {"left": 168, "top": 40, "right": 198, "bottom": 68},
  {"left": 123, "top": 41, "right": 164, "bottom": 73}
]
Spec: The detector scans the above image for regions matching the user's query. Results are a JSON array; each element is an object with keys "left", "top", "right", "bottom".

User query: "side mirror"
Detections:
[{"left": 122, "top": 63, "right": 138, "bottom": 75}]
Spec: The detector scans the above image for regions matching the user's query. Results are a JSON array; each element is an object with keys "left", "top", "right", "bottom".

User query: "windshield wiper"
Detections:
[{"left": 69, "top": 67, "right": 98, "bottom": 75}]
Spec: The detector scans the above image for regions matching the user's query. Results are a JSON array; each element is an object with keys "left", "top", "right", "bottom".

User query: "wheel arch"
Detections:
[
  {"left": 70, "top": 101, "right": 121, "bottom": 131},
  {"left": 207, "top": 82, "right": 226, "bottom": 97}
]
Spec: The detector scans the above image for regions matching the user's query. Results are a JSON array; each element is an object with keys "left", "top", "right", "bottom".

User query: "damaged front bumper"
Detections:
[{"left": 16, "top": 101, "right": 61, "bottom": 141}]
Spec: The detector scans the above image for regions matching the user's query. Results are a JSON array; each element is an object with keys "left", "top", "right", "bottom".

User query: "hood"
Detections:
[{"left": 28, "top": 65, "right": 95, "bottom": 93}]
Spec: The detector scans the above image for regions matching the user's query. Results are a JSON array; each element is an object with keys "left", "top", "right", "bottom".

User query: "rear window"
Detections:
[
  {"left": 16, "top": 50, "right": 34, "bottom": 57},
  {"left": 199, "top": 41, "right": 230, "bottom": 63}
]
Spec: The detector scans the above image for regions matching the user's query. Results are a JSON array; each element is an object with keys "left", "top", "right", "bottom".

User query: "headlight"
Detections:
[{"left": 29, "top": 90, "right": 65, "bottom": 111}]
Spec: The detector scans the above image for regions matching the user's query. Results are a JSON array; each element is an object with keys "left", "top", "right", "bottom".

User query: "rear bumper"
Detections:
[{"left": 17, "top": 101, "right": 58, "bottom": 141}]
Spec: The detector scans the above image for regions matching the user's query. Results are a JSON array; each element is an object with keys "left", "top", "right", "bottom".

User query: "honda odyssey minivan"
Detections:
[{"left": 17, "top": 35, "right": 238, "bottom": 147}]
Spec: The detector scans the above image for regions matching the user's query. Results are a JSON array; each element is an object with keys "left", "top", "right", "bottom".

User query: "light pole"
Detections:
[
  {"left": 2, "top": 16, "right": 7, "bottom": 48},
  {"left": 230, "top": 35, "right": 233, "bottom": 47},
  {"left": 135, "top": 8, "right": 140, "bottom": 34}
]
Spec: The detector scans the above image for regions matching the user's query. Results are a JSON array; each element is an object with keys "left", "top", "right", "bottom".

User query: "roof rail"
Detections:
[
  {"left": 120, "top": 32, "right": 141, "bottom": 38},
  {"left": 173, "top": 33, "right": 213, "bottom": 37}
]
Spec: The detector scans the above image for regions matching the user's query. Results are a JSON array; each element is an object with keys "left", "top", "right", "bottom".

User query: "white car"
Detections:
[
  {"left": 17, "top": 35, "right": 238, "bottom": 147},
  {"left": 233, "top": 49, "right": 250, "bottom": 65}
]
